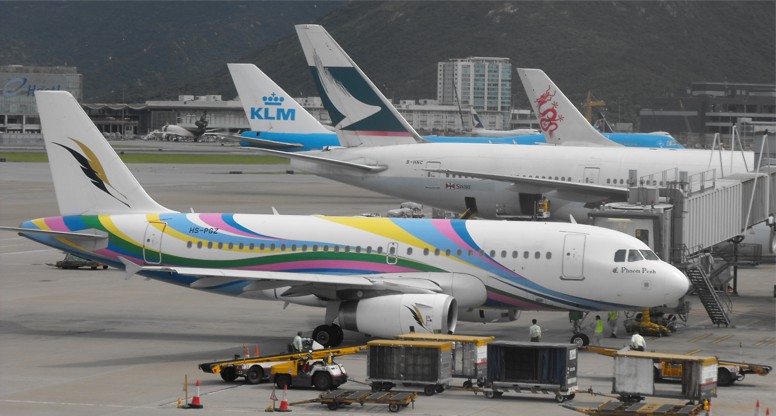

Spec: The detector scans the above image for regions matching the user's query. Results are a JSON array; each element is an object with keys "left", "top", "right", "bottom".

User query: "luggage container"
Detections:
[
  {"left": 484, "top": 341, "right": 578, "bottom": 402},
  {"left": 395, "top": 333, "right": 494, "bottom": 387},
  {"left": 367, "top": 340, "right": 453, "bottom": 396},
  {"left": 613, "top": 350, "right": 717, "bottom": 403}
]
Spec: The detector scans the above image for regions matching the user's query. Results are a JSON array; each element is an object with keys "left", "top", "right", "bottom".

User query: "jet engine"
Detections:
[
  {"left": 457, "top": 308, "right": 520, "bottom": 323},
  {"left": 338, "top": 294, "right": 457, "bottom": 339}
]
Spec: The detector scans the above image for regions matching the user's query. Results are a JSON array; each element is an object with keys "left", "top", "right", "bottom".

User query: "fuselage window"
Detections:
[
  {"left": 228, "top": 243, "right": 234, "bottom": 250},
  {"left": 216, "top": 242, "right": 222, "bottom": 249},
  {"left": 334, "top": 246, "right": 340, "bottom": 253},
  {"left": 323, "top": 245, "right": 329, "bottom": 252},
  {"left": 312, "top": 244, "right": 318, "bottom": 252},
  {"left": 238, "top": 243, "right": 244, "bottom": 250},
  {"left": 187, "top": 241, "right": 193, "bottom": 248},
  {"left": 546, "top": 252, "right": 552, "bottom": 260},
  {"left": 434, "top": 248, "right": 440, "bottom": 256},
  {"left": 523, "top": 251, "right": 529, "bottom": 259},
  {"left": 279, "top": 244, "right": 285, "bottom": 251},
  {"left": 260, "top": 243, "right": 266, "bottom": 250},
  {"left": 407, "top": 247, "right": 413, "bottom": 256},
  {"left": 366, "top": 246, "right": 372, "bottom": 254},
  {"left": 445, "top": 249, "right": 451, "bottom": 256},
  {"left": 607, "top": 178, "right": 611, "bottom": 184},
  {"left": 614, "top": 249, "right": 626, "bottom": 262},
  {"left": 270, "top": 243, "right": 276, "bottom": 250},
  {"left": 249, "top": 243, "right": 255, "bottom": 250},
  {"left": 489, "top": 250, "right": 496, "bottom": 257},
  {"left": 302, "top": 244, "right": 308, "bottom": 252},
  {"left": 197, "top": 241, "right": 203, "bottom": 249},
  {"left": 468, "top": 250, "right": 473, "bottom": 256},
  {"left": 628, "top": 249, "right": 644, "bottom": 262},
  {"left": 640, "top": 250, "right": 660, "bottom": 260},
  {"left": 561, "top": 176, "right": 565, "bottom": 181},
  {"left": 389, "top": 246, "right": 396, "bottom": 255},
  {"left": 501, "top": 250, "right": 507, "bottom": 258},
  {"left": 534, "top": 251, "right": 541, "bottom": 259},
  {"left": 207, "top": 242, "right": 213, "bottom": 249},
  {"left": 512, "top": 251, "right": 518, "bottom": 258},
  {"left": 423, "top": 248, "right": 429, "bottom": 256},
  {"left": 291, "top": 244, "right": 297, "bottom": 251},
  {"left": 345, "top": 246, "right": 351, "bottom": 253},
  {"left": 478, "top": 250, "right": 484, "bottom": 257},
  {"left": 377, "top": 246, "right": 383, "bottom": 254},
  {"left": 456, "top": 249, "right": 462, "bottom": 256},
  {"left": 355, "top": 246, "right": 361, "bottom": 253}
]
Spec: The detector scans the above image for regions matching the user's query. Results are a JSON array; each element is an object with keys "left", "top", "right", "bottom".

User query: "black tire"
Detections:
[
  {"left": 570, "top": 333, "right": 589, "bottom": 347},
  {"left": 220, "top": 367, "right": 238, "bottom": 382},
  {"left": 246, "top": 365, "right": 263, "bottom": 385},
  {"left": 327, "top": 402, "right": 338, "bottom": 411},
  {"left": 313, "top": 372, "right": 333, "bottom": 391},
  {"left": 313, "top": 324, "right": 334, "bottom": 347},
  {"left": 653, "top": 367, "right": 662, "bottom": 382},
  {"left": 388, "top": 403, "right": 400, "bottom": 413},
  {"left": 423, "top": 385, "right": 435, "bottom": 396},
  {"left": 484, "top": 390, "right": 496, "bottom": 399},
  {"left": 565, "top": 393, "right": 576, "bottom": 401},
  {"left": 371, "top": 382, "right": 382, "bottom": 392},
  {"left": 331, "top": 324, "right": 344, "bottom": 347},
  {"left": 275, "top": 374, "right": 292, "bottom": 390},
  {"left": 102, "top": 265, "right": 108, "bottom": 269},
  {"left": 495, "top": 392, "right": 504, "bottom": 397},
  {"left": 434, "top": 384, "right": 444, "bottom": 393},
  {"left": 462, "top": 380, "right": 473, "bottom": 389},
  {"left": 555, "top": 394, "right": 566, "bottom": 403},
  {"left": 382, "top": 383, "right": 394, "bottom": 392},
  {"left": 718, "top": 368, "right": 734, "bottom": 386}
]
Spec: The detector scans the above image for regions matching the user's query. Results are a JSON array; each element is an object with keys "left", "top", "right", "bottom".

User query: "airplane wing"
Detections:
[
  {"left": 246, "top": 147, "right": 387, "bottom": 173},
  {"left": 134, "top": 265, "right": 443, "bottom": 298},
  {"left": 219, "top": 134, "right": 305, "bottom": 149},
  {"left": 428, "top": 168, "right": 628, "bottom": 201}
]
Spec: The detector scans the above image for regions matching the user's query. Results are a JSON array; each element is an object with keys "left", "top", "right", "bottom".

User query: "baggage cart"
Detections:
[
  {"left": 395, "top": 333, "right": 494, "bottom": 387},
  {"left": 314, "top": 389, "right": 416, "bottom": 412},
  {"left": 367, "top": 340, "right": 453, "bottom": 396},
  {"left": 564, "top": 400, "right": 706, "bottom": 415},
  {"left": 483, "top": 341, "right": 578, "bottom": 402},
  {"left": 613, "top": 350, "right": 717, "bottom": 403}
]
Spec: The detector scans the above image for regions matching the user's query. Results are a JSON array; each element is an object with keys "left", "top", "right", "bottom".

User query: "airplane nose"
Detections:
[{"left": 667, "top": 264, "right": 691, "bottom": 299}]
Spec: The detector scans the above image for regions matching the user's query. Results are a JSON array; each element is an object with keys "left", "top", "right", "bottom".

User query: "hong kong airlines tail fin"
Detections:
[
  {"left": 228, "top": 63, "right": 330, "bottom": 134},
  {"left": 295, "top": 24, "right": 425, "bottom": 147},
  {"left": 35, "top": 91, "right": 174, "bottom": 216},
  {"left": 517, "top": 68, "right": 620, "bottom": 147}
]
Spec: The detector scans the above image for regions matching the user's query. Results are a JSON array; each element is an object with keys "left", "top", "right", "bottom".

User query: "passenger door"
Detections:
[
  {"left": 425, "top": 161, "right": 441, "bottom": 189},
  {"left": 562, "top": 233, "right": 585, "bottom": 280},
  {"left": 143, "top": 221, "right": 166, "bottom": 264}
]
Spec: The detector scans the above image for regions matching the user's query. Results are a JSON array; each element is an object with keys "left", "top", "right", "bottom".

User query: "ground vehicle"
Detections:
[
  {"left": 49, "top": 253, "right": 108, "bottom": 270},
  {"left": 199, "top": 345, "right": 364, "bottom": 385},
  {"left": 584, "top": 345, "right": 771, "bottom": 387},
  {"left": 271, "top": 354, "right": 349, "bottom": 391}
]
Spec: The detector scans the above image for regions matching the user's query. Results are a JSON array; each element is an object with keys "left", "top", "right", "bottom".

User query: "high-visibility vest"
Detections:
[
  {"left": 595, "top": 319, "right": 604, "bottom": 333},
  {"left": 609, "top": 311, "right": 618, "bottom": 321}
]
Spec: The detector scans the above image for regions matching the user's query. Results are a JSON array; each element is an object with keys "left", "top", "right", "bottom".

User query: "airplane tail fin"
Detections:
[
  {"left": 36, "top": 91, "right": 174, "bottom": 216},
  {"left": 517, "top": 68, "right": 620, "bottom": 147},
  {"left": 295, "top": 24, "right": 424, "bottom": 147},
  {"left": 228, "top": 63, "right": 330, "bottom": 134},
  {"left": 470, "top": 108, "right": 485, "bottom": 129}
]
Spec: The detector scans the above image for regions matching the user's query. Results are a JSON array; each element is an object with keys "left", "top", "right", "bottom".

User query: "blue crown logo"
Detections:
[{"left": 262, "top": 93, "right": 284, "bottom": 106}]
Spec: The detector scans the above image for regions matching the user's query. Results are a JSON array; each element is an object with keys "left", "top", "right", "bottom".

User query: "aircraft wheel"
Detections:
[
  {"left": 570, "top": 333, "right": 589, "bottom": 347},
  {"left": 220, "top": 367, "right": 238, "bottom": 382},
  {"left": 313, "top": 324, "right": 335, "bottom": 347}
]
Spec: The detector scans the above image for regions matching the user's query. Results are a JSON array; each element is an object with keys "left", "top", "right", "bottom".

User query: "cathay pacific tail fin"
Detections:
[
  {"left": 228, "top": 63, "right": 330, "bottom": 135},
  {"left": 36, "top": 91, "right": 174, "bottom": 216},
  {"left": 295, "top": 24, "right": 425, "bottom": 147},
  {"left": 517, "top": 68, "right": 620, "bottom": 147}
]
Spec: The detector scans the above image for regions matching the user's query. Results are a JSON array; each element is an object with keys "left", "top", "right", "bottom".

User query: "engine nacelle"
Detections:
[
  {"left": 338, "top": 294, "right": 457, "bottom": 338},
  {"left": 457, "top": 308, "right": 520, "bottom": 323}
]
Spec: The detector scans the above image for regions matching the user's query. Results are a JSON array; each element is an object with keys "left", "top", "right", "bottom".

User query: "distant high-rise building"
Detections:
[
  {"left": 437, "top": 57, "right": 511, "bottom": 130},
  {"left": 1, "top": 65, "right": 83, "bottom": 134}
]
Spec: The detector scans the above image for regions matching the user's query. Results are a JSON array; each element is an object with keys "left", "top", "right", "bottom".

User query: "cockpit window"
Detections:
[
  {"left": 627, "top": 249, "right": 644, "bottom": 262},
  {"left": 614, "top": 249, "right": 626, "bottom": 262},
  {"left": 640, "top": 250, "right": 659, "bottom": 260}
]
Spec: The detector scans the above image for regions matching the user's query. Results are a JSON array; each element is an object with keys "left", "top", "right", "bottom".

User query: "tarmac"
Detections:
[{"left": 1, "top": 155, "right": 774, "bottom": 416}]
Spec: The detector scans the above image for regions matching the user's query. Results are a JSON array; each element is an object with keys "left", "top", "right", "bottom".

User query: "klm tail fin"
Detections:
[
  {"left": 470, "top": 108, "right": 485, "bottom": 129},
  {"left": 36, "top": 91, "right": 174, "bottom": 216},
  {"left": 228, "top": 63, "right": 330, "bottom": 134},
  {"left": 295, "top": 24, "right": 424, "bottom": 147},
  {"left": 517, "top": 68, "right": 620, "bottom": 147}
]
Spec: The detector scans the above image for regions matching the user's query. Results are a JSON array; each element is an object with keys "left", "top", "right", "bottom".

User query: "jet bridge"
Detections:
[{"left": 589, "top": 160, "right": 776, "bottom": 326}]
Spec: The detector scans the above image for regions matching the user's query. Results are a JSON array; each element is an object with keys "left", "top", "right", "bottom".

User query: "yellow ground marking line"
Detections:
[
  {"left": 689, "top": 333, "right": 711, "bottom": 343},
  {"left": 685, "top": 349, "right": 701, "bottom": 355},
  {"left": 711, "top": 335, "right": 733, "bottom": 344}
]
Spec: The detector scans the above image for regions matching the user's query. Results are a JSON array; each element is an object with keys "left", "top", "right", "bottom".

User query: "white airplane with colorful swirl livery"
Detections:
[{"left": 2, "top": 91, "right": 690, "bottom": 347}]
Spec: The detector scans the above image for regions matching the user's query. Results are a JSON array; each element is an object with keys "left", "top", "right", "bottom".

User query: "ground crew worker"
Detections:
[
  {"left": 608, "top": 311, "right": 619, "bottom": 338},
  {"left": 630, "top": 329, "right": 646, "bottom": 351},
  {"left": 529, "top": 319, "right": 542, "bottom": 342},
  {"left": 569, "top": 310, "right": 583, "bottom": 334},
  {"left": 292, "top": 331, "right": 303, "bottom": 352},
  {"left": 592, "top": 315, "right": 604, "bottom": 345}
]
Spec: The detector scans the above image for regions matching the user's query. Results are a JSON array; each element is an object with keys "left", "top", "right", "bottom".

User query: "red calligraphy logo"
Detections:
[{"left": 535, "top": 85, "right": 564, "bottom": 137}]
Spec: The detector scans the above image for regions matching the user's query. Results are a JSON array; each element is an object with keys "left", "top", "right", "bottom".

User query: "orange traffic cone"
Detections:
[
  {"left": 765, "top": 408, "right": 770, "bottom": 416},
  {"left": 756, "top": 401, "right": 761, "bottom": 416},
  {"left": 188, "top": 379, "right": 204, "bottom": 409},
  {"left": 255, "top": 345, "right": 260, "bottom": 357},
  {"left": 276, "top": 384, "right": 291, "bottom": 412}
]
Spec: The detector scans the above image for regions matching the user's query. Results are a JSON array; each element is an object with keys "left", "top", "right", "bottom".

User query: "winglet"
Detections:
[
  {"left": 517, "top": 69, "right": 620, "bottom": 147},
  {"left": 118, "top": 256, "right": 142, "bottom": 280}
]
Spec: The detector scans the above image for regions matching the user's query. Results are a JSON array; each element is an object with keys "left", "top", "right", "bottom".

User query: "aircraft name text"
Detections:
[{"left": 189, "top": 227, "right": 219, "bottom": 234}]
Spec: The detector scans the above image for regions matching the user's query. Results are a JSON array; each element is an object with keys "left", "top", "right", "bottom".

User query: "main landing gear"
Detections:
[{"left": 312, "top": 323, "right": 344, "bottom": 348}]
